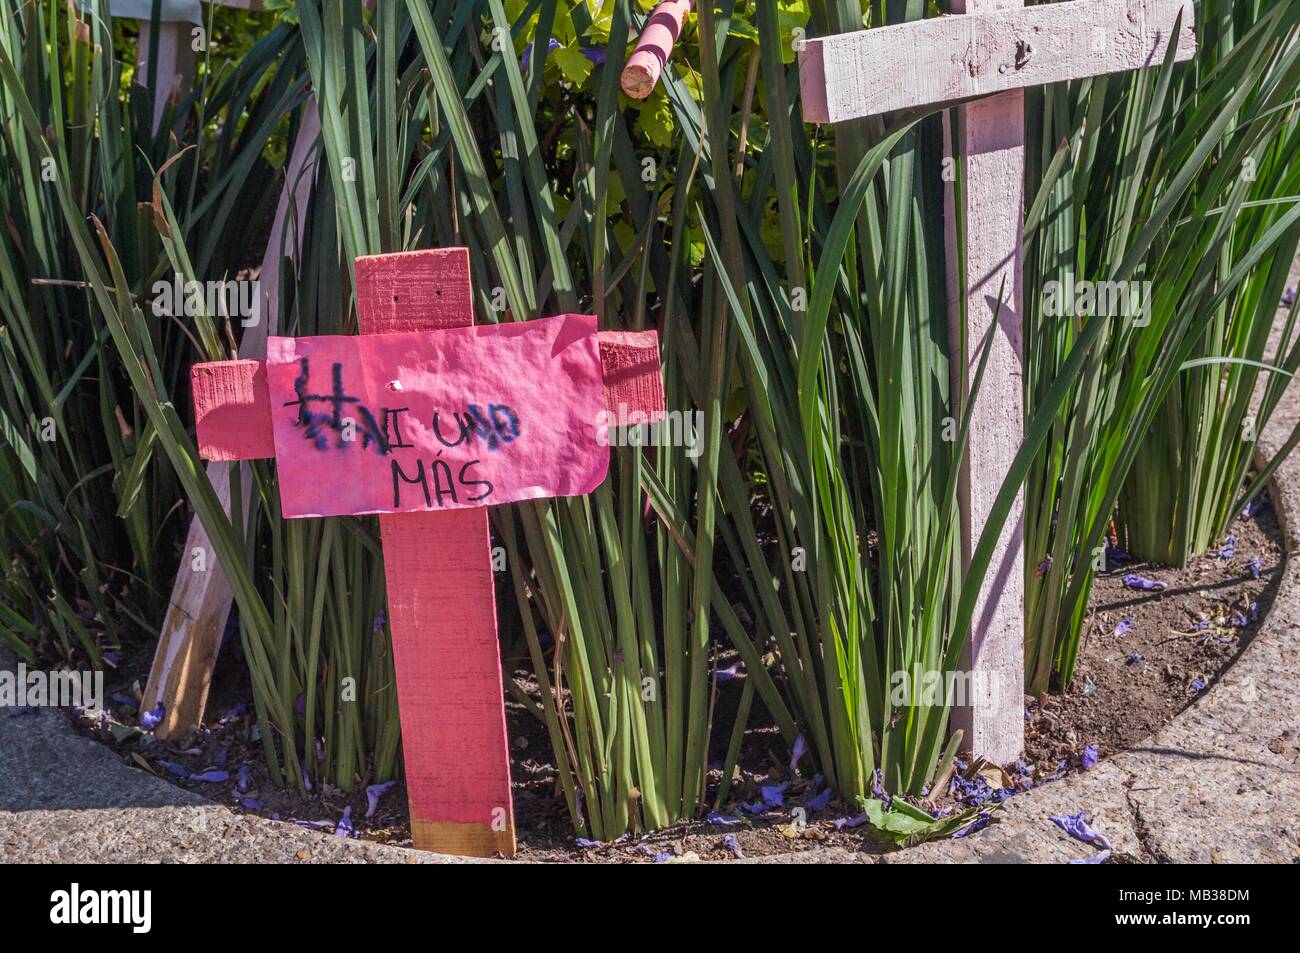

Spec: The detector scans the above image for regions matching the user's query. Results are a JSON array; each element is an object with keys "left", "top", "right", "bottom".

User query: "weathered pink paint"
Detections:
[
  {"left": 265, "top": 316, "right": 609, "bottom": 519},
  {"left": 621, "top": 0, "right": 692, "bottom": 99},
  {"left": 799, "top": 0, "right": 1198, "bottom": 763},
  {"left": 799, "top": 0, "right": 1196, "bottom": 123},
  {"left": 191, "top": 330, "right": 666, "bottom": 463}
]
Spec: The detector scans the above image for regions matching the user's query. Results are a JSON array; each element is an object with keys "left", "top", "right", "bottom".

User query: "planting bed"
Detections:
[{"left": 66, "top": 492, "right": 1284, "bottom": 862}]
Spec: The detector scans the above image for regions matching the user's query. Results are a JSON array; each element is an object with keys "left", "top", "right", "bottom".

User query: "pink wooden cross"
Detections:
[
  {"left": 189, "top": 248, "right": 664, "bottom": 856},
  {"left": 800, "top": 0, "right": 1196, "bottom": 761}
]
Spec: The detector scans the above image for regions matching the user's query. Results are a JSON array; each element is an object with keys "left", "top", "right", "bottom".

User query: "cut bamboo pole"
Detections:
[{"left": 621, "top": 0, "right": 691, "bottom": 99}]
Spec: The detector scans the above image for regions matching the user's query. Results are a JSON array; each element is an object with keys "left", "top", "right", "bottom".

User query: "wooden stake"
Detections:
[
  {"left": 944, "top": 0, "right": 1027, "bottom": 763},
  {"left": 352, "top": 250, "right": 515, "bottom": 856},
  {"left": 142, "top": 102, "right": 320, "bottom": 739},
  {"left": 134, "top": 18, "right": 196, "bottom": 133}
]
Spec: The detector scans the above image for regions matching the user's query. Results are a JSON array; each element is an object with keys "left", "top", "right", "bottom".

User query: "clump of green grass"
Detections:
[{"left": 1023, "top": 0, "right": 1300, "bottom": 690}]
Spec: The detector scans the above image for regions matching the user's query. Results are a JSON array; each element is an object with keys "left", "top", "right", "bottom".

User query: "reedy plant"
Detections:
[
  {"left": 0, "top": 0, "right": 289, "bottom": 662},
  {"left": 649, "top": 0, "right": 1054, "bottom": 803},
  {"left": 1118, "top": 0, "right": 1300, "bottom": 567},
  {"left": 1022, "top": 0, "right": 1300, "bottom": 691}
]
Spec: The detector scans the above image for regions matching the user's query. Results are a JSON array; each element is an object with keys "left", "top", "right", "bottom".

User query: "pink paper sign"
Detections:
[{"left": 265, "top": 313, "right": 608, "bottom": 519}]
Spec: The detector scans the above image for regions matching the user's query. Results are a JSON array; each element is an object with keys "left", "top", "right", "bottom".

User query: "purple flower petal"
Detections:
[
  {"left": 950, "top": 768, "right": 1011, "bottom": 807},
  {"left": 334, "top": 805, "right": 355, "bottom": 838},
  {"left": 760, "top": 783, "right": 787, "bottom": 809},
  {"left": 1069, "top": 848, "right": 1112, "bottom": 864},
  {"left": 952, "top": 812, "right": 991, "bottom": 838},
  {"left": 1190, "top": 677, "right": 1206, "bottom": 693},
  {"left": 1122, "top": 573, "right": 1167, "bottom": 592},
  {"left": 1127, "top": 652, "right": 1143, "bottom": 665},
  {"left": 721, "top": 833, "right": 744, "bottom": 859},
  {"left": 519, "top": 37, "right": 562, "bottom": 73},
  {"left": 239, "top": 797, "right": 262, "bottom": 811},
  {"left": 870, "top": 767, "right": 891, "bottom": 807},
  {"left": 219, "top": 703, "right": 246, "bottom": 723},
  {"left": 1113, "top": 617, "right": 1134, "bottom": 637},
  {"left": 139, "top": 701, "right": 165, "bottom": 730},
  {"left": 706, "top": 811, "right": 741, "bottom": 826},
  {"left": 188, "top": 769, "right": 229, "bottom": 783},
  {"left": 714, "top": 661, "right": 742, "bottom": 683},
  {"left": 1049, "top": 810, "right": 1112, "bottom": 849},
  {"left": 1049, "top": 810, "right": 1113, "bottom": 861},
  {"left": 832, "top": 813, "right": 867, "bottom": 830},
  {"left": 1081, "top": 744, "right": 1099, "bottom": 770},
  {"left": 237, "top": 763, "right": 252, "bottom": 792},
  {"left": 157, "top": 759, "right": 189, "bottom": 778},
  {"left": 1209, "top": 535, "right": 1236, "bottom": 559},
  {"left": 366, "top": 780, "right": 397, "bottom": 819},
  {"left": 804, "top": 787, "right": 832, "bottom": 811},
  {"left": 574, "top": 837, "right": 602, "bottom": 848},
  {"left": 789, "top": 735, "right": 808, "bottom": 773}
]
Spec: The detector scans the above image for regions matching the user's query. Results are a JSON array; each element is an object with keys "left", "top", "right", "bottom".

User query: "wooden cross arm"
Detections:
[
  {"left": 799, "top": 0, "right": 1196, "bottom": 123},
  {"left": 192, "top": 329, "right": 665, "bottom": 462}
]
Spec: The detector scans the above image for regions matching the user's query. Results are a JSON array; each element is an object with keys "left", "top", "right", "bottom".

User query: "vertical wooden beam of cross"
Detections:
[
  {"left": 799, "top": 0, "right": 1196, "bottom": 762},
  {"left": 117, "top": 2, "right": 264, "bottom": 131},
  {"left": 352, "top": 251, "right": 513, "bottom": 856},
  {"left": 112, "top": 1, "right": 201, "bottom": 131},
  {"left": 945, "top": 0, "right": 1027, "bottom": 764},
  {"left": 185, "top": 248, "right": 665, "bottom": 856},
  {"left": 126, "top": 3, "right": 354, "bottom": 740}
]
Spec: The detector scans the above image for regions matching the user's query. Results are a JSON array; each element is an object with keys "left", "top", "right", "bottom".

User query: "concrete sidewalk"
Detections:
[{"left": 0, "top": 684, "right": 471, "bottom": 862}]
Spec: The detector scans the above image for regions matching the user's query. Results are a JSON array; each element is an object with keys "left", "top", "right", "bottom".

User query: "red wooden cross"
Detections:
[{"left": 190, "top": 248, "right": 664, "bottom": 856}]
